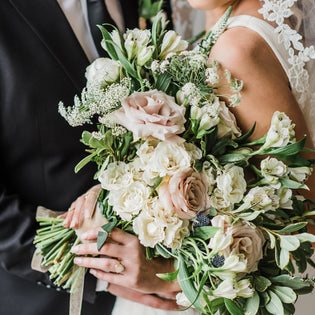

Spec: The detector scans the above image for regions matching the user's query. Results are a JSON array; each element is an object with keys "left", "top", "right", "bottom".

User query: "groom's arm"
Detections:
[{"left": 0, "top": 182, "right": 100, "bottom": 303}]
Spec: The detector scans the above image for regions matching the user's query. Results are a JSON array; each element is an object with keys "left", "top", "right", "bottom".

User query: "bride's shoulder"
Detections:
[
  {"left": 210, "top": 26, "right": 273, "bottom": 69},
  {"left": 209, "top": 24, "right": 288, "bottom": 85}
]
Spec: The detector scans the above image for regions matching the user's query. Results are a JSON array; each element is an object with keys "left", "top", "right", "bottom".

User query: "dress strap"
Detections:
[{"left": 227, "top": 15, "right": 291, "bottom": 82}]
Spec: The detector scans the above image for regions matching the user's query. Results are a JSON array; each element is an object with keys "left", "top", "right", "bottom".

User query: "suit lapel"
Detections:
[{"left": 9, "top": 0, "right": 89, "bottom": 92}]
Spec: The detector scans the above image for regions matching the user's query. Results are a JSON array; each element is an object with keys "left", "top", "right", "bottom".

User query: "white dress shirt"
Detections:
[{"left": 57, "top": 0, "right": 124, "bottom": 62}]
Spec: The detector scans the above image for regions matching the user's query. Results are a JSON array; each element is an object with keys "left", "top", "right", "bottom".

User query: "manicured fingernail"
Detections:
[
  {"left": 71, "top": 245, "right": 79, "bottom": 253},
  {"left": 74, "top": 257, "right": 82, "bottom": 264},
  {"left": 70, "top": 219, "right": 78, "bottom": 228}
]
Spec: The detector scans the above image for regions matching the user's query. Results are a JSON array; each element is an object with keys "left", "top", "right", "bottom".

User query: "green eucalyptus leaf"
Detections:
[
  {"left": 254, "top": 276, "right": 272, "bottom": 292},
  {"left": 193, "top": 226, "right": 220, "bottom": 240},
  {"left": 295, "top": 232, "right": 315, "bottom": 243},
  {"left": 101, "top": 220, "right": 117, "bottom": 233},
  {"left": 276, "top": 222, "right": 307, "bottom": 234},
  {"left": 271, "top": 286, "right": 296, "bottom": 304},
  {"left": 245, "top": 291, "right": 260, "bottom": 315},
  {"left": 97, "top": 231, "right": 108, "bottom": 251},
  {"left": 265, "top": 290, "right": 284, "bottom": 315},
  {"left": 81, "top": 131, "right": 93, "bottom": 145},
  {"left": 260, "top": 291, "right": 270, "bottom": 306},
  {"left": 272, "top": 275, "right": 313, "bottom": 290},
  {"left": 279, "top": 235, "right": 300, "bottom": 251},
  {"left": 266, "top": 230, "right": 276, "bottom": 249},
  {"left": 279, "top": 248, "right": 290, "bottom": 269},
  {"left": 283, "top": 303, "right": 295, "bottom": 315}
]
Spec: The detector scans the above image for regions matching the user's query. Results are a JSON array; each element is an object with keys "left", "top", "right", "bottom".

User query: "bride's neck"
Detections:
[{"left": 205, "top": 0, "right": 262, "bottom": 30}]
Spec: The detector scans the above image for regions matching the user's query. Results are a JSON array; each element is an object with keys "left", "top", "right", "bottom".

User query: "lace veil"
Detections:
[{"left": 258, "top": 0, "right": 315, "bottom": 145}]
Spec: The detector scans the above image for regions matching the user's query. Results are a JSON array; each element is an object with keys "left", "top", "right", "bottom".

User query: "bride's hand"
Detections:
[
  {"left": 106, "top": 283, "right": 181, "bottom": 311},
  {"left": 60, "top": 184, "right": 101, "bottom": 229},
  {"left": 71, "top": 227, "right": 181, "bottom": 295}
]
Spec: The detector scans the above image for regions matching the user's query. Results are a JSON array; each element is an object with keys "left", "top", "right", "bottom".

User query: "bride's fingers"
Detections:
[
  {"left": 73, "top": 257, "right": 122, "bottom": 273},
  {"left": 62, "top": 206, "right": 76, "bottom": 228},
  {"left": 106, "top": 283, "right": 181, "bottom": 311},
  {"left": 80, "top": 227, "right": 104, "bottom": 240},
  {"left": 109, "top": 227, "right": 138, "bottom": 245},
  {"left": 71, "top": 242, "right": 122, "bottom": 258},
  {"left": 70, "top": 195, "right": 85, "bottom": 229},
  {"left": 83, "top": 185, "right": 101, "bottom": 219}
]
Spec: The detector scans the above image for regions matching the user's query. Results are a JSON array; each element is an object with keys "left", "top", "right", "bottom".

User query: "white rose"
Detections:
[
  {"left": 216, "top": 164, "right": 247, "bottom": 205},
  {"left": 159, "top": 30, "right": 188, "bottom": 58},
  {"left": 210, "top": 189, "right": 234, "bottom": 211},
  {"left": 133, "top": 210, "right": 165, "bottom": 248},
  {"left": 109, "top": 181, "right": 152, "bottom": 221},
  {"left": 98, "top": 162, "right": 132, "bottom": 191},
  {"left": 136, "top": 138, "right": 160, "bottom": 166},
  {"left": 133, "top": 198, "right": 166, "bottom": 247},
  {"left": 153, "top": 199, "right": 190, "bottom": 249},
  {"left": 85, "top": 58, "right": 121, "bottom": 84},
  {"left": 150, "top": 142, "right": 192, "bottom": 176}
]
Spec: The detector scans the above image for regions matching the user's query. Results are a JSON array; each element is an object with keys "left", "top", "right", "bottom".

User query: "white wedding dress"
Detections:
[{"left": 111, "top": 6, "right": 315, "bottom": 315}]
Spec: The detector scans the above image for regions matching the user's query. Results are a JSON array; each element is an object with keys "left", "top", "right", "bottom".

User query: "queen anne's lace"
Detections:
[{"left": 259, "top": 0, "right": 315, "bottom": 130}]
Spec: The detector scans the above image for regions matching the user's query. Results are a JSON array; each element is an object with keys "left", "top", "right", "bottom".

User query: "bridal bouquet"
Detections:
[{"left": 34, "top": 7, "right": 315, "bottom": 315}]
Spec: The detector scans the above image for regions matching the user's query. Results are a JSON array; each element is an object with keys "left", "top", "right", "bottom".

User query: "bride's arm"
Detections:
[{"left": 210, "top": 26, "right": 315, "bottom": 233}]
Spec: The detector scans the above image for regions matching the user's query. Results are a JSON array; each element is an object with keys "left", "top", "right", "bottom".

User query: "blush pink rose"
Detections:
[
  {"left": 158, "top": 168, "right": 209, "bottom": 219},
  {"left": 112, "top": 90, "right": 186, "bottom": 143}
]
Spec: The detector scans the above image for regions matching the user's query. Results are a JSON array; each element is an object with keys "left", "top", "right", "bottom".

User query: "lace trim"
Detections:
[{"left": 259, "top": 0, "right": 315, "bottom": 106}]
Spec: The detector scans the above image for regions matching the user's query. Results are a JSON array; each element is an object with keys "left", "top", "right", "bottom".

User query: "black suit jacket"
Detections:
[{"left": 0, "top": 1, "right": 172, "bottom": 314}]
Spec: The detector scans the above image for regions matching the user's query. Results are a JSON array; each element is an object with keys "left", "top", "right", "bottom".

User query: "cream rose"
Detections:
[
  {"left": 158, "top": 168, "right": 209, "bottom": 219},
  {"left": 216, "top": 164, "right": 247, "bottom": 205},
  {"left": 108, "top": 181, "right": 152, "bottom": 221},
  {"left": 149, "top": 141, "right": 192, "bottom": 176},
  {"left": 112, "top": 90, "right": 186, "bottom": 143},
  {"left": 98, "top": 161, "right": 133, "bottom": 191},
  {"left": 85, "top": 58, "right": 121, "bottom": 84}
]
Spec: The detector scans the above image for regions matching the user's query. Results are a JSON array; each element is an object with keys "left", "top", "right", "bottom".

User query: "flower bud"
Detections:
[
  {"left": 159, "top": 31, "right": 188, "bottom": 59},
  {"left": 137, "top": 45, "right": 155, "bottom": 66}
]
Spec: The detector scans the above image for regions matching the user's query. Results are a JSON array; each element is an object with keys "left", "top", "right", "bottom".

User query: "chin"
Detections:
[{"left": 187, "top": 0, "right": 219, "bottom": 10}]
